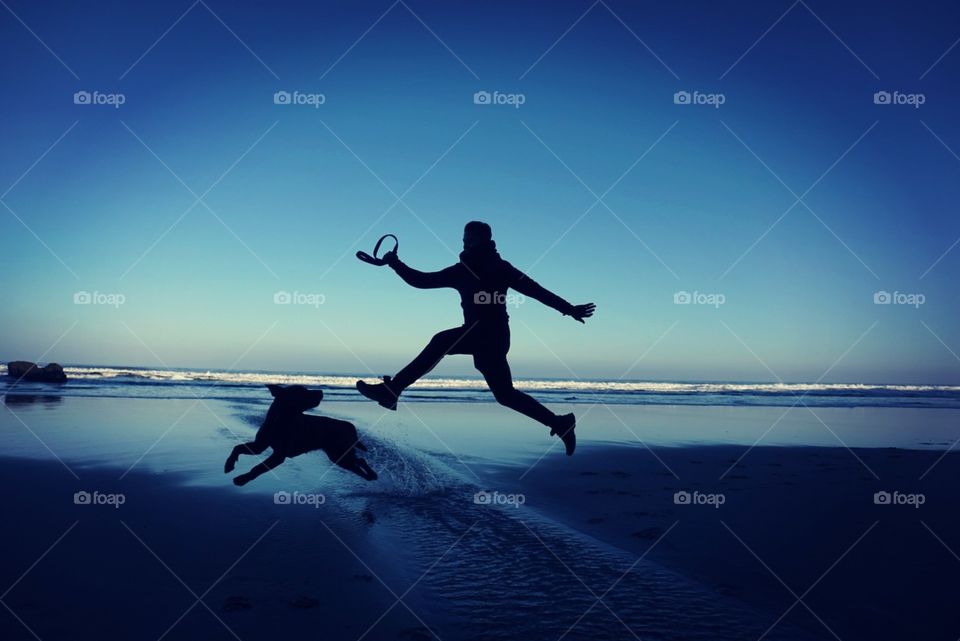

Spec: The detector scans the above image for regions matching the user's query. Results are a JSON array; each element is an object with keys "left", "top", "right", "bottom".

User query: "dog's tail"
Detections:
[{"left": 356, "top": 441, "right": 368, "bottom": 451}]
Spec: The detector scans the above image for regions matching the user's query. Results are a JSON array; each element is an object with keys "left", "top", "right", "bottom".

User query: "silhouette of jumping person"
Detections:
[{"left": 356, "top": 221, "right": 595, "bottom": 455}]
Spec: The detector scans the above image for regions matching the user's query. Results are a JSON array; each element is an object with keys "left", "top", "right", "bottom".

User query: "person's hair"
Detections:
[{"left": 464, "top": 220, "right": 492, "bottom": 241}]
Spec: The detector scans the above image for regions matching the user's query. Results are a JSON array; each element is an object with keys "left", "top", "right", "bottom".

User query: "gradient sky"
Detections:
[{"left": 1, "top": 0, "right": 959, "bottom": 383}]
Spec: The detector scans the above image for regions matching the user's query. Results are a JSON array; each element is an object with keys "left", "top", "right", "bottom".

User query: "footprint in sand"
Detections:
[
  {"left": 222, "top": 596, "right": 252, "bottom": 612},
  {"left": 585, "top": 487, "right": 617, "bottom": 495},
  {"left": 714, "top": 583, "right": 741, "bottom": 597},
  {"left": 580, "top": 471, "right": 599, "bottom": 476},
  {"left": 289, "top": 595, "right": 319, "bottom": 609},
  {"left": 631, "top": 528, "right": 664, "bottom": 541}
]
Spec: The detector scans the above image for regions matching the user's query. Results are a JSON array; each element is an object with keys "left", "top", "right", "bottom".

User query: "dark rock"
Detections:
[{"left": 6, "top": 361, "right": 67, "bottom": 383}]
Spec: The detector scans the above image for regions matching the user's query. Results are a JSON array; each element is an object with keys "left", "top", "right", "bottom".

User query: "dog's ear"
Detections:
[{"left": 266, "top": 384, "right": 284, "bottom": 397}]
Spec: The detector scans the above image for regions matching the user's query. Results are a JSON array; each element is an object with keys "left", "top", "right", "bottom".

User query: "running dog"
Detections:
[{"left": 225, "top": 384, "right": 377, "bottom": 485}]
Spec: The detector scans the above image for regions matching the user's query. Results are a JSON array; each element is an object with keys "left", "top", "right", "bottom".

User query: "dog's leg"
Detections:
[
  {"left": 358, "top": 459, "right": 378, "bottom": 481},
  {"left": 233, "top": 451, "right": 285, "bottom": 486},
  {"left": 355, "top": 441, "right": 368, "bottom": 452},
  {"left": 224, "top": 441, "right": 266, "bottom": 473},
  {"left": 343, "top": 458, "right": 378, "bottom": 481}
]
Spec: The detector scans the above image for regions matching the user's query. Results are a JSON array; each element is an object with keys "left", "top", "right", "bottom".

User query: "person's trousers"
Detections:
[{"left": 392, "top": 324, "right": 558, "bottom": 428}]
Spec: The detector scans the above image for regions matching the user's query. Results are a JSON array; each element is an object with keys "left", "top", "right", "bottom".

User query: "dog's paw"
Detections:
[
  {"left": 233, "top": 474, "right": 249, "bottom": 486},
  {"left": 224, "top": 458, "right": 236, "bottom": 473}
]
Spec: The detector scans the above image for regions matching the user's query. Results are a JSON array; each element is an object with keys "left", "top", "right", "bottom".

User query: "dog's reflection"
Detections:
[{"left": 225, "top": 384, "right": 377, "bottom": 485}]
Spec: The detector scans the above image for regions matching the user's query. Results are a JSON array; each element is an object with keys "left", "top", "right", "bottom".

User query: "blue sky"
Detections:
[{"left": 1, "top": 0, "right": 959, "bottom": 383}]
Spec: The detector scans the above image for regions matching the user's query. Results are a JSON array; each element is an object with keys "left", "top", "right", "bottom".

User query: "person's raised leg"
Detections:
[
  {"left": 478, "top": 355, "right": 577, "bottom": 455},
  {"left": 357, "top": 326, "right": 471, "bottom": 410}
]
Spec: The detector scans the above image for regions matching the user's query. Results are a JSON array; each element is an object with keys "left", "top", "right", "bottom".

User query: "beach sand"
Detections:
[
  {"left": 2, "top": 395, "right": 958, "bottom": 640},
  {"left": 509, "top": 444, "right": 960, "bottom": 640}
]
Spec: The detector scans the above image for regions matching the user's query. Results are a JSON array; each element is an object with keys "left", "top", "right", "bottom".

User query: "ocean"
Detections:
[{"left": 2, "top": 363, "right": 959, "bottom": 409}]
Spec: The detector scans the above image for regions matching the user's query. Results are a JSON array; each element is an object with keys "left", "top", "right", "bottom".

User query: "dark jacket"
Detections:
[{"left": 390, "top": 240, "right": 574, "bottom": 325}]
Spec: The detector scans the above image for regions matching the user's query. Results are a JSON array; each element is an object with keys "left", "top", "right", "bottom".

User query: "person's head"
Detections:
[{"left": 463, "top": 221, "right": 492, "bottom": 250}]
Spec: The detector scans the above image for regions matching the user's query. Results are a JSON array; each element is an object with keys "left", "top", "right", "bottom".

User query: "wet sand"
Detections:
[
  {"left": 507, "top": 443, "right": 960, "bottom": 640},
  {"left": 2, "top": 395, "right": 958, "bottom": 640}
]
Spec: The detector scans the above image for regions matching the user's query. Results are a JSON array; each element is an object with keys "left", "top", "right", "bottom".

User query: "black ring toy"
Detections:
[{"left": 356, "top": 234, "right": 398, "bottom": 266}]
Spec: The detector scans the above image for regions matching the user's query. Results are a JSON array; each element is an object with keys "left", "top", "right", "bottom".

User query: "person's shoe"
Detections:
[
  {"left": 356, "top": 376, "right": 399, "bottom": 411},
  {"left": 550, "top": 413, "right": 576, "bottom": 456}
]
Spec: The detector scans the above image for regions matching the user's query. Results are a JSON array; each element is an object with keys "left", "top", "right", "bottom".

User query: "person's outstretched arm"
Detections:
[
  {"left": 508, "top": 264, "right": 596, "bottom": 323},
  {"left": 385, "top": 250, "right": 458, "bottom": 289}
]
